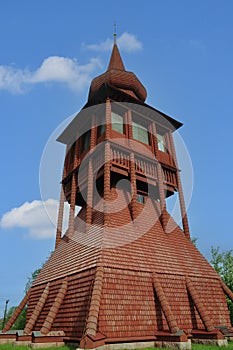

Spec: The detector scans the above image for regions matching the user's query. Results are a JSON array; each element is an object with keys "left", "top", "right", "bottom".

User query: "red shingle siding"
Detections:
[
  {"left": 27, "top": 269, "right": 96, "bottom": 338},
  {"left": 24, "top": 189, "right": 230, "bottom": 341},
  {"left": 99, "top": 269, "right": 157, "bottom": 338},
  {"left": 189, "top": 277, "right": 230, "bottom": 327}
]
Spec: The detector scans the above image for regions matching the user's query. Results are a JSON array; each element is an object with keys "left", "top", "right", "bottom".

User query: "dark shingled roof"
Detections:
[{"left": 88, "top": 42, "right": 147, "bottom": 103}]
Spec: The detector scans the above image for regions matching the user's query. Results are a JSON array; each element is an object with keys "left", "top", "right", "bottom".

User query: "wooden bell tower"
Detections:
[
  {"left": 2, "top": 42, "right": 233, "bottom": 349},
  {"left": 56, "top": 42, "right": 190, "bottom": 246}
]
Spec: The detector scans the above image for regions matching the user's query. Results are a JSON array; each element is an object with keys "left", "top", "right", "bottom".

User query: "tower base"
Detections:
[
  {"left": 192, "top": 339, "right": 228, "bottom": 347},
  {"left": 78, "top": 340, "right": 192, "bottom": 350},
  {"left": 0, "top": 331, "right": 228, "bottom": 349},
  {"left": 78, "top": 332, "right": 197, "bottom": 350}
]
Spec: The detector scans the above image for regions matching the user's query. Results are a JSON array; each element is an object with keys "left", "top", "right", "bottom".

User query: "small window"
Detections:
[
  {"left": 81, "top": 130, "right": 91, "bottom": 153},
  {"left": 111, "top": 112, "right": 124, "bottom": 134},
  {"left": 97, "top": 124, "right": 105, "bottom": 138},
  {"left": 157, "top": 133, "right": 166, "bottom": 152},
  {"left": 137, "top": 194, "right": 145, "bottom": 204},
  {"left": 69, "top": 142, "right": 76, "bottom": 164},
  {"left": 132, "top": 121, "right": 150, "bottom": 145}
]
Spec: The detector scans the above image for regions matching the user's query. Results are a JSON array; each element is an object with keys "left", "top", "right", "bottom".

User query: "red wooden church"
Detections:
[{"left": 1, "top": 40, "right": 233, "bottom": 349}]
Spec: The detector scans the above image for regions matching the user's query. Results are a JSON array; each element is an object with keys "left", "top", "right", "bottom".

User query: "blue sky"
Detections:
[{"left": 1, "top": 0, "right": 233, "bottom": 315}]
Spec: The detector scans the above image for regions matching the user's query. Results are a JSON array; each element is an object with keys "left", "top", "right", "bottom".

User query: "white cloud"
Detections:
[
  {"left": 118, "top": 32, "right": 142, "bottom": 52},
  {"left": 84, "top": 32, "right": 142, "bottom": 53},
  {"left": 0, "top": 199, "right": 71, "bottom": 239},
  {"left": 0, "top": 65, "right": 30, "bottom": 94},
  {"left": 0, "top": 34, "right": 141, "bottom": 94},
  {"left": 0, "top": 56, "right": 102, "bottom": 94}
]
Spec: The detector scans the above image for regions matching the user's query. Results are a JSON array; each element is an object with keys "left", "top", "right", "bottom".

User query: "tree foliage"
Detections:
[
  {"left": 24, "top": 268, "right": 42, "bottom": 294},
  {"left": 191, "top": 237, "right": 198, "bottom": 246},
  {"left": 210, "top": 246, "right": 233, "bottom": 325},
  {"left": 5, "top": 306, "right": 27, "bottom": 330},
  {"left": 1, "top": 266, "right": 42, "bottom": 330}
]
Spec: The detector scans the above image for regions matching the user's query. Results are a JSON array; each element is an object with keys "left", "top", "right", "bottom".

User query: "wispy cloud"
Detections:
[
  {"left": 84, "top": 32, "right": 142, "bottom": 53},
  {"left": 0, "top": 33, "right": 142, "bottom": 94},
  {"left": 0, "top": 199, "right": 72, "bottom": 239},
  {"left": 0, "top": 56, "right": 102, "bottom": 94}
]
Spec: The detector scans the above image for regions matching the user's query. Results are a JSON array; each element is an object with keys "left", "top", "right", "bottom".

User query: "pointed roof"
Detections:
[
  {"left": 30, "top": 190, "right": 230, "bottom": 340},
  {"left": 88, "top": 42, "right": 147, "bottom": 102},
  {"left": 107, "top": 43, "right": 125, "bottom": 71},
  {"left": 34, "top": 195, "right": 221, "bottom": 285}
]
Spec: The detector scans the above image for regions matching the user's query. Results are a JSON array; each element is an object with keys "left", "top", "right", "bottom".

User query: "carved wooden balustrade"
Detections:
[{"left": 62, "top": 142, "right": 178, "bottom": 203}]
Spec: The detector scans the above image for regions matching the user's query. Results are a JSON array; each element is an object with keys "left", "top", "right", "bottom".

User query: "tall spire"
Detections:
[
  {"left": 107, "top": 43, "right": 125, "bottom": 71},
  {"left": 107, "top": 24, "right": 125, "bottom": 71},
  {"left": 88, "top": 29, "right": 147, "bottom": 102}
]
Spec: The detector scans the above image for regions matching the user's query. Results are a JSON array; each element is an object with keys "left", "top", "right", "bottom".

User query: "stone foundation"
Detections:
[
  {"left": 30, "top": 342, "right": 65, "bottom": 348},
  {"left": 98, "top": 342, "right": 155, "bottom": 350},
  {"left": 77, "top": 340, "right": 192, "bottom": 350},
  {"left": 192, "top": 338, "right": 228, "bottom": 347},
  {"left": 0, "top": 339, "right": 65, "bottom": 348},
  {"left": 0, "top": 339, "right": 15, "bottom": 344},
  {"left": 154, "top": 340, "right": 191, "bottom": 349}
]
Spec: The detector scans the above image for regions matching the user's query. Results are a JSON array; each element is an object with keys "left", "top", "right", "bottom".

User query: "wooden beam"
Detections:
[
  {"left": 186, "top": 276, "right": 214, "bottom": 332},
  {"left": 40, "top": 278, "right": 68, "bottom": 334},
  {"left": 152, "top": 273, "right": 179, "bottom": 334},
  {"left": 2, "top": 291, "right": 30, "bottom": 333},
  {"left": 24, "top": 283, "right": 50, "bottom": 334}
]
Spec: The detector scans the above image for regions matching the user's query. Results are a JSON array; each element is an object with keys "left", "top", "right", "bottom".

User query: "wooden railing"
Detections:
[
  {"left": 63, "top": 143, "right": 177, "bottom": 199},
  {"left": 163, "top": 167, "right": 177, "bottom": 188},
  {"left": 111, "top": 147, "right": 130, "bottom": 169},
  {"left": 134, "top": 156, "right": 157, "bottom": 179}
]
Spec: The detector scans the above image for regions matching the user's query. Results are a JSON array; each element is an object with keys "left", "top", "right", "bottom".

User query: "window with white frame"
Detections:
[
  {"left": 132, "top": 121, "right": 150, "bottom": 145},
  {"left": 157, "top": 133, "right": 166, "bottom": 152},
  {"left": 111, "top": 112, "right": 124, "bottom": 134}
]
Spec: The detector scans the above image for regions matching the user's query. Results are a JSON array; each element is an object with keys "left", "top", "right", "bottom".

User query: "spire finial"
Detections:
[{"left": 113, "top": 21, "right": 117, "bottom": 44}]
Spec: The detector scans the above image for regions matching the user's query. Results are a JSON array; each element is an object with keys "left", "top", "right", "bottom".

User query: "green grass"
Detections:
[
  {"left": 0, "top": 342, "right": 232, "bottom": 349},
  {"left": 135, "top": 342, "right": 233, "bottom": 350},
  {"left": 193, "top": 343, "right": 233, "bottom": 350}
]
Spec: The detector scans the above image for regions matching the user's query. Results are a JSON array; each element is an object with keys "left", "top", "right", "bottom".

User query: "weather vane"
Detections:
[{"left": 114, "top": 21, "right": 117, "bottom": 43}]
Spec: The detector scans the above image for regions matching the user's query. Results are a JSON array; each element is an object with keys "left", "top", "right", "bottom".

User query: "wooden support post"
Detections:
[
  {"left": 169, "top": 132, "right": 190, "bottom": 239},
  {"left": 127, "top": 110, "right": 133, "bottom": 144},
  {"left": 105, "top": 98, "right": 111, "bottom": 141},
  {"left": 186, "top": 276, "right": 214, "bottom": 332},
  {"left": 90, "top": 114, "right": 97, "bottom": 150},
  {"left": 104, "top": 142, "right": 111, "bottom": 226},
  {"left": 83, "top": 267, "right": 104, "bottom": 339},
  {"left": 127, "top": 110, "right": 138, "bottom": 220},
  {"left": 129, "top": 152, "right": 137, "bottom": 220},
  {"left": 85, "top": 115, "right": 96, "bottom": 229},
  {"left": 103, "top": 99, "right": 111, "bottom": 226},
  {"left": 40, "top": 278, "right": 68, "bottom": 335},
  {"left": 151, "top": 122, "right": 167, "bottom": 229},
  {"left": 86, "top": 158, "right": 93, "bottom": 228},
  {"left": 2, "top": 291, "right": 30, "bottom": 333},
  {"left": 24, "top": 283, "right": 50, "bottom": 334},
  {"left": 220, "top": 279, "right": 233, "bottom": 302},
  {"left": 68, "top": 173, "right": 76, "bottom": 237},
  {"left": 55, "top": 186, "right": 65, "bottom": 249},
  {"left": 152, "top": 273, "right": 179, "bottom": 334}
]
